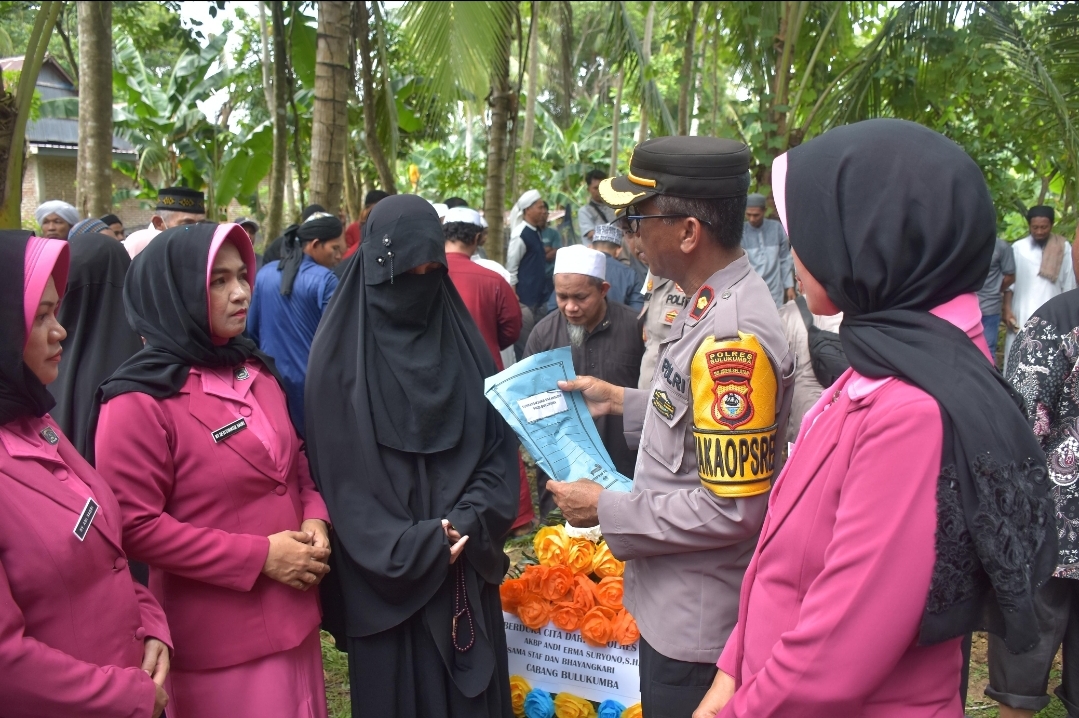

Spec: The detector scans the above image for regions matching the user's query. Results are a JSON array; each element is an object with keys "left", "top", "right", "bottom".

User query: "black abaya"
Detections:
[
  {"left": 305, "top": 195, "right": 517, "bottom": 718},
  {"left": 51, "top": 233, "right": 142, "bottom": 457}
]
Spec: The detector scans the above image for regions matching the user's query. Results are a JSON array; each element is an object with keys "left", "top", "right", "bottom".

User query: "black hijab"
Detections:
[
  {"left": 51, "top": 233, "right": 143, "bottom": 456},
  {"left": 782, "top": 118, "right": 1055, "bottom": 652},
  {"left": 98, "top": 223, "right": 272, "bottom": 403},
  {"left": 278, "top": 213, "right": 343, "bottom": 296},
  {"left": 304, "top": 195, "right": 518, "bottom": 694},
  {"left": 0, "top": 231, "right": 58, "bottom": 425}
]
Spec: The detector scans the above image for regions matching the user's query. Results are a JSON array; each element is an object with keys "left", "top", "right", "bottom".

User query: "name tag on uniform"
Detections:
[
  {"left": 73, "top": 497, "right": 99, "bottom": 541},
  {"left": 211, "top": 418, "right": 247, "bottom": 443}
]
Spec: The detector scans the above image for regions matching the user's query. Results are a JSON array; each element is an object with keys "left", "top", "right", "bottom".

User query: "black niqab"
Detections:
[
  {"left": 304, "top": 194, "right": 518, "bottom": 699},
  {"left": 98, "top": 223, "right": 271, "bottom": 403},
  {"left": 0, "top": 231, "right": 56, "bottom": 425},
  {"left": 51, "top": 233, "right": 143, "bottom": 456},
  {"left": 784, "top": 118, "right": 1055, "bottom": 652}
]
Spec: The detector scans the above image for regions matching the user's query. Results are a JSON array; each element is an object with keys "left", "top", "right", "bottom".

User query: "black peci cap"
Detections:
[
  {"left": 599, "top": 136, "right": 752, "bottom": 209},
  {"left": 156, "top": 187, "right": 206, "bottom": 214}
]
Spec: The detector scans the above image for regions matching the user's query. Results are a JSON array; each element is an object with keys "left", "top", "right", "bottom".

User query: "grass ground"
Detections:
[{"left": 318, "top": 457, "right": 1070, "bottom": 717}]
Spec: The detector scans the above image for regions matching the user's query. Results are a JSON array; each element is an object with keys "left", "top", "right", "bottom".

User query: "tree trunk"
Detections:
[
  {"left": 484, "top": 29, "right": 513, "bottom": 263},
  {"left": 356, "top": 1, "right": 396, "bottom": 193},
  {"left": 265, "top": 1, "right": 289, "bottom": 242},
  {"left": 611, "top": 70, "right": 623, "bottom": 173},
  {"left": 514, "top": 1, "right": 540, "bottom": 201},
  {"left": 76, "top": 1, "right": 113, "bottom": 218},
  {"left": 309, "top": 0, "right": 351, "bottom": 213},
  {"left": 0, "top": 1, "right": 62, "bottom": 228},
  {"left": 677, "top": 1, "right": 701, "bottom": 136},
  {"left": 558, "top": 0, "right": 574, "bottom": 129},
  {"left": 637, "top": 2, "right": 655, "bottom": 143}
]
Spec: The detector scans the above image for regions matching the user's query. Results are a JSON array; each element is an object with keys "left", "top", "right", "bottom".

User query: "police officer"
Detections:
[
  {"left": 638, "top": 271, "right": 689, "bottom": 389},
  {"left": 547, "top": 136, "right": 793, "bottom": 717}
]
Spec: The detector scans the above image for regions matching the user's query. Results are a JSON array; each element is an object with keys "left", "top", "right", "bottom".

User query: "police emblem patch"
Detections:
[
  {"left": 689, "top": 285, "right": 714, "bottom": 321},
  {"left": 707, "top": 348, "right": 756, "bottom": 429},
  {"left": 690, "top": 332, "right": 779, "bottom": 498},
  {"left": 652, "top": 389, "right": 676, "bottom": 420}
]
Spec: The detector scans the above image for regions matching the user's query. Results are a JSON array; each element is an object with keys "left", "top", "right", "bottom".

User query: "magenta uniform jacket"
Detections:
[
  {"left": 95, "top": 365, "right": 330, "bottom": 672},
  {"left": 716, "top": 295, "right": 988, "bottom": 717},
  {"left": 0, "top": 414, "right": 172, "bottom": 718}
]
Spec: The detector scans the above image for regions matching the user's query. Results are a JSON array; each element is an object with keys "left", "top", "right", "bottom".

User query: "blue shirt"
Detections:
[
  {"left": 248, "top": 255, "right": 338, "bottom": 435},
  {"left": 742, "top": 218, "right": 794, "bottom": 306}
]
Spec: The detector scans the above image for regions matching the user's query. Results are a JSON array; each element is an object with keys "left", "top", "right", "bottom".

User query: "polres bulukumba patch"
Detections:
[{"left": 691, "top": 331, "right": 778, "bottom": 497}]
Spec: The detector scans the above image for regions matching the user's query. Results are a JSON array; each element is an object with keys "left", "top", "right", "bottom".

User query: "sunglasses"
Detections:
[{"left": 614, "top": 206, "right": 713, "bottom": 234}]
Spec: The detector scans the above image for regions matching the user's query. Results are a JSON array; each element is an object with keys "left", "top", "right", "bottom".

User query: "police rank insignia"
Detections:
[
  {"left": 651, "top": 389, "right": 676, "bottom": 420},
  {"left": 689, "top": 285, "right": 714, "bottom": 321},
  {"left": 690, "top": 332, "right": 778, "bottom": 498}
]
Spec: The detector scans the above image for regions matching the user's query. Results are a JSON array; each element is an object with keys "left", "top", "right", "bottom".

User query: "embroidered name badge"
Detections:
[
  {"left": 212, "top": 418, "right": 247, "bottom": 443},
  {"left": 40, "top": 426, "right": 59, "bottom": 445},
  {"left": 73, "top": 497, "right": 99, "bottom": 541},
  {"left": 235, "top": 366, "right": 250, "bottom": 381},
  {"left": 652, "top": 389, "right": 676, "bottom": 421}
]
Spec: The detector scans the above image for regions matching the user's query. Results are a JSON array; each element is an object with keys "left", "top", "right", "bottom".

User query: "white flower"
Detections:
[{"left": 563, "top": 523, "right": 603, "bottom": 543}]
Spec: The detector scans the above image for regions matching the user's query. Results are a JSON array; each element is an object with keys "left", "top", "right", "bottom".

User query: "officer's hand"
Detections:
[
  {"left": 546, "top": 479, "right": 603, "bottom": 527},
  {"left": 693, "top": 670, "right": 736, "bottom": 718},
  {"left": 557, "top": 377, "right": 624, "bottom": 417}
]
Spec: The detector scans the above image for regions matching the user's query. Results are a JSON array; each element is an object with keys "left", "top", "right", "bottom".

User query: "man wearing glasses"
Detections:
[{"left": 546, "top": 136, "right": 793, "bottom": 717}]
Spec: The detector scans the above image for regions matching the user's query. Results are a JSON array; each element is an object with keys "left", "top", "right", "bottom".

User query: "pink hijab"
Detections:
[{"left": 23, "top": 236, "right": 70, "bottom": 347}]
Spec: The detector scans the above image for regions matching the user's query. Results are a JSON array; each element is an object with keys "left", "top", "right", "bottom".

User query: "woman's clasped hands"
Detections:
[
  {"left": 442, "top": 519, "right": 469, "bottom": 565},
  {"left": 262, "top": 519, "right": 331, "bottom": 590}
]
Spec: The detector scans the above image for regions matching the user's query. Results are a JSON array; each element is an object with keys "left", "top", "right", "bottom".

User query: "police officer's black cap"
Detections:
[
  {"left": 156, "top": 186, "right": 206, "bottom": 214},
  {"left": 598, "top": 136, "right": 752, "bottom": 209}
]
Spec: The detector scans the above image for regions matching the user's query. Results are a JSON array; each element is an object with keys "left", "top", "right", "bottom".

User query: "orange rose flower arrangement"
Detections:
[
  {"left": 500, "top": 578, "right": 527, "bottom": 612},
  {"left": 553, "top": 692, "right": 597, "bottom": 718},
  {"left": 621, "top": 704, "right": 643, "bottom": 718},
  {"left": 508, "top": 675, "right": 531, "bottom": 717},
  {"left": 534, "top": 525, "right": 571, "bottom": 567},
  {"left": 550, "top": 601, "right": 586, "bottom": 632},
  {"left": 591, "top": 541, "right": 624, "bottom": 578},
  {"left": 541, "top": 565, "right": 575, "bottom": 602},
  {"left": 594, "top": 576, "right": 624, "bottom": 611},
  {"left": 612, "top": 609, "right": 640, "bottom": 646},
  {"left": 568, "top": 574, "right": 597, "bottom": 611},
  {"left": 565, "top": 537, "right": 596, "bottom": 575},
  {"left": 522, "top": 564, "right": 550, "bottom": 594},
  {"left": 517, "top": 594, "right": 552, "bottom": 631},
  {"left": 579, "top": 605, "right": 617, "bottom": 647}
]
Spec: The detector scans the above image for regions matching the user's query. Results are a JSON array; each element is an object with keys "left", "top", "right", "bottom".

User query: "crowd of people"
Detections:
[{"left": 2, "top": 116, "right": 1078, "bottom": 718}]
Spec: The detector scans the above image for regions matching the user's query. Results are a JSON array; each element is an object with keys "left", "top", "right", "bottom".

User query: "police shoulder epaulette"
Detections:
[{"left": 690, "top": 331, "right": 778, "bottom": 498}]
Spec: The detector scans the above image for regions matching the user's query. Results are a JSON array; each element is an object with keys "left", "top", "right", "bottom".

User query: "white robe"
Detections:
[{"left": 1003, "top": 235, "right": 1077, "bottom": 371}]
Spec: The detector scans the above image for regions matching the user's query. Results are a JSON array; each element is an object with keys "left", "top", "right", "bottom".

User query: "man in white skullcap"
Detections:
[
  {"left": 506, "top": 189, "right": 550, "bottom": 320},
  {"left": 743, "top": 192, "right": 795, "bottom": 306},
  {"left": 34, "top": 200, "right": 80, "bottom": 240},
  {"left": 523, "top": 245, "right": 644, "bottom": 516}
]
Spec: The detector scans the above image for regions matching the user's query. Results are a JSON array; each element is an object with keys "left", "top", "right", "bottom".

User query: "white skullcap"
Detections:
[
  {"left": 592, "top": 223, "right": 623, "bottom": 246},
  {"left": 122, "top": 227, "right": 162, "bottom": 259},
  {"left": 432, "top": 203, "right": 449, "bottom": 221},
  {"left": 516, "top": 189, "right": 542, "bottom": 210},
  {"left": 554, "top": 245, "right": 606, "bottom": 281},
  {"left": 444, "top": 207, "right": 484, "bottom": 227},
  {"left": 35, "top": 200, "right": 79, "bottom": 227}
]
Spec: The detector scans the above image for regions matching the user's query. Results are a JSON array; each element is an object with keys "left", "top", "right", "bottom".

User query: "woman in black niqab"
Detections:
[
  {"left": 50, "top": 233, "right": 143, "bottom": 457},
  {"left": 304, "top": 194, "right": 519, "bottom": 718},
  {"left": 780, "top": 118, "right": 1055, "bottom": 650}
]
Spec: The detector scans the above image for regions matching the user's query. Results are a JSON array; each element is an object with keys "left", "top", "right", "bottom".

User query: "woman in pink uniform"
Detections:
[
  {"left": 0, "top": 231, "right": 171, "bottom": 717},
  {"left": 94, "top": 223, "right": 333, "bottom": 718},
  {"left": 694, "top": 119, "right": 1057, "bottom": 717}
]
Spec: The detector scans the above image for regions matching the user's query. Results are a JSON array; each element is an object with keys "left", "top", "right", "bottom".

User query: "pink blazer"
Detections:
[
  {"left": 0, "top": 415, "right": 171, "bottom": 718},
  {"left": 95, "top": 365, "right": 330, "bottom": 672},
  {"left": 717, "top": 296, "right": 987, "bottom": 717}
]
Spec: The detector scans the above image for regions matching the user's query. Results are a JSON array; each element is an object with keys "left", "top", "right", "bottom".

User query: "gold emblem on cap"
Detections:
[
  {"left": 627, "top": 171, "right": 657, "bottom": 188},
  {"left": 598, "top": 178, "right": 646, "bottom": 207}
]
